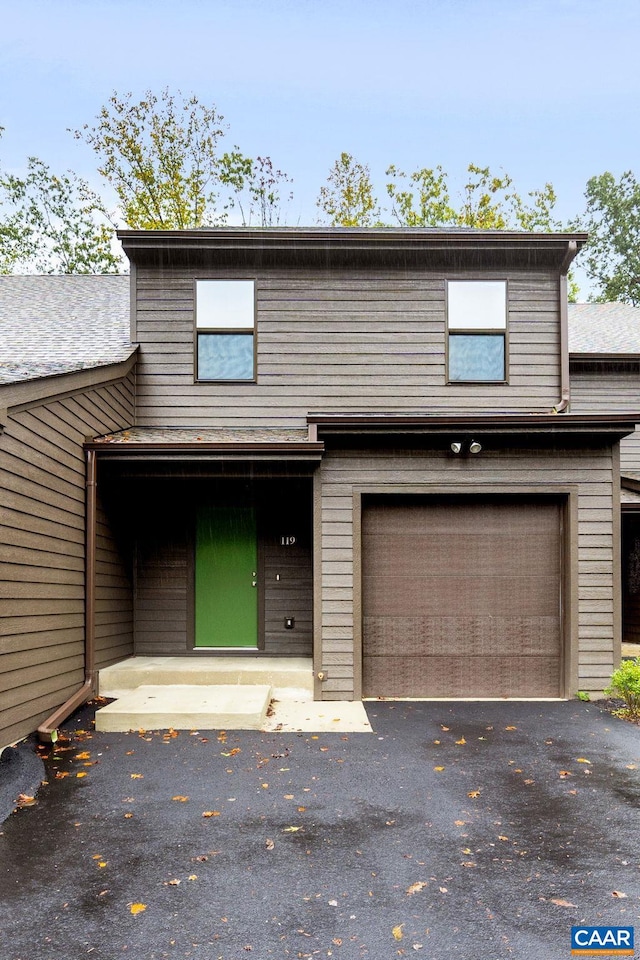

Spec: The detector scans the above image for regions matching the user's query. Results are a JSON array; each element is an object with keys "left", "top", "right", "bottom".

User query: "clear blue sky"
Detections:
[{"left": 0, "top": 0, "right": 638, "bottom": 234}]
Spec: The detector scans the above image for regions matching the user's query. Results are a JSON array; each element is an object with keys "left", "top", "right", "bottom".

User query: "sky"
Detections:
[{"left": 0, "top": 0, "right": 638, "bottom": 276}]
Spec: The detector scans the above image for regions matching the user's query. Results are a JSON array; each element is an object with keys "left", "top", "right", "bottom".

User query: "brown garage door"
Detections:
[{"left": 362, "top": 496, "right": 563, "bottom": 698}]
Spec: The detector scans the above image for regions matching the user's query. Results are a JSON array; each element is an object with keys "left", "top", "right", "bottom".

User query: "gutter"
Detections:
[
  {"left": 552, "top": 240, "right": 577, "bottom": 414},
  {"left": 38, "top": 450, "right": 97, "bottom": 742}
]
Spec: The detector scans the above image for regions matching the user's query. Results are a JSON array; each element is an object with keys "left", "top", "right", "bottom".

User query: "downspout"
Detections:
[
  {"left": 38, "top": 449, "right": 97, "bottom": 742},
  {"left": 552, "top": 240, "right": 577, "bottom": 414}
]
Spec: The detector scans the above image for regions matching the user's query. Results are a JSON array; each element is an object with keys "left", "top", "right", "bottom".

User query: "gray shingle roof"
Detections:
[
  {"left": 0, "top": 275, "right": 135, "bottom": 385},
  {"left": 568, "top": 302, "right": 640, "bottom": 355}
]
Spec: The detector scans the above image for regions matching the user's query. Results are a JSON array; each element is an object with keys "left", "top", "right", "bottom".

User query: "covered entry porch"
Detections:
[{"left": 87, "top": 427, "right": 326, "bottom": 730}]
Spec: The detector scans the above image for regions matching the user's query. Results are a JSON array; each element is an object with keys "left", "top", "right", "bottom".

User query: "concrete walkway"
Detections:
[{"left": 2, "top": 699, "right": 639, "bottom": 960}]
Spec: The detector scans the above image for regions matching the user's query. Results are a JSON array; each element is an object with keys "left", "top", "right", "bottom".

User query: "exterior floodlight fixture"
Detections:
[
  {"left": 469, "top": 440, "right": 482, "bottom": 454},
  {"left": 450, "top": 441, "right": 463, "bottom": 454}
]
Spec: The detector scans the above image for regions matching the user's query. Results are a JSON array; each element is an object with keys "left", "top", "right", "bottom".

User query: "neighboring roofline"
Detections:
[
  {"left": 0, "top": 352, "right": 138, "bottom": 412},
  {"left": 118, "top": 227, "right": 586, "bottom": 270}
]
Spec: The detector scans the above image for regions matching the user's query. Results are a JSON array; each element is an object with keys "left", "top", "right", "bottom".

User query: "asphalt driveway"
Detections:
[{"left": 1, "top": 700, "right": 639, "bottom": 960}]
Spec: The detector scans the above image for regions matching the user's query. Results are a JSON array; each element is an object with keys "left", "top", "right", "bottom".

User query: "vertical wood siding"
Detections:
[
  {"left": 134, "top": 269, "right": 561, "bottom": 428},
  {"left": 316, "top": 445, "right": 615, "bottom": 700},
  {"left": 0, "top": 372, "right": 135, "bottom": 747}
]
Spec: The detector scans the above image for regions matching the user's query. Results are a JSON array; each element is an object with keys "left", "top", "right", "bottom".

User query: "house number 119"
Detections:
[{"left": 280, "top": 536, "right": 296, "bottom": 546}]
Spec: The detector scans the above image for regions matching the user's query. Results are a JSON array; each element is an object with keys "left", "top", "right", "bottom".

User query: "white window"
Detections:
[
  {"left": 447, "top": 280, "right": 507, "bottom": 382},
  {"left": 196, "top": 280, "right": 255, "bottom": 381}
]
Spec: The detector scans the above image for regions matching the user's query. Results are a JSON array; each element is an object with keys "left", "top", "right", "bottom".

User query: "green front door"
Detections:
[{"left": 195, "top": 506, "right": 258, "bottom": 648}]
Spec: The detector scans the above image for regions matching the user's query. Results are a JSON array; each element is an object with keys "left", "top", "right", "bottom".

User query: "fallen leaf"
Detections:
[
  {"left": 612, "top": 890, "right": 628, "bottom": 898},
  {"left": 92, "top": 855, "right": 103, "bottom": 860},
  {"left": 221, "top": 748, "right": 241, "bottom": 757},
  {"left": 98, "top": 861, "right": 107, "bottom": 869},
  {"left": 124, "top": 812, "right": 133, "bottom": 819},
  {"left": 455, "top": 737, "right": 466, "bottom": 745},
  {"left": 283, "top": 826, "right": 301, "bottom": 832},
  {"left": 439, "top": 886, "right": 448, "bottom": 894},
  {"left": 265, "top": 839, "right": 275, "bottom": 850},
  {"left": 392, "top": 924, "right": 404, "bottom": 941},
  {"left": 284, "top": 794, "right": 295, "bottom": 800},
  {"left": 55, "top": 771, "right": 69, "bottom": 779},
  {"left": 130, "top": 774, "right": 143, "bottom": 780},
  {"left": 297, "top": 806, "right": 306, "bottom": 812},
  {"left": 576, "top": 758, "right": 591, "bottom": 764},
  {"left": 550, "top": 898, "right": 576, "bottom": 908},
  {"left": 498, "top": 836, "right": 509, "bottom": 841},
  {"left": 130, "top": 903, "right": 146, "bottom": 915},
  {"left": 328, "top": 899, "right": 338, "bottom": 907},
  {"left": 505, "top": 726, "right": 517, "bottom": 731},
  {"left": 76, "top": 752, "right": 91, "bottom": 760},
  {"left": 172, "top": 796, "right": 189, "bottom": 802},
  {"left": 76, "top": 772, "right": 88, "bottom": 779},
  {"left": 454, "top": 820, "right": 465, "bottom": 827},
  {"left": 261, "top": 783, "right": 269, "bottom": 789},
  {"left": 202, "top": 811, "right": 221, "bottom": 818},
  {"left": 433, "top": 766, "right": 445, "bottom": 772},
  {"left": 462, "top": 848, "right": 472, "bottom": 855},
  {"left": 559, "top": 770, "right": 572, "bottom": 778},
  {"left": 461, "top": 861, "right": 476, "bottom": 868},
  {"left": 440, "top": 725, "right": 450, "bottom": 731},
  {"left": 16, "top": 794, "right": 36, "bottom": 807},
  {"left": 332, "top": 939, "right": 343, "bottom": 947},
  {"left": 406, "top": 882, "right": 428, "bottom": 895},
  {"left": 188, "top": 875, "right": 198, "bottom": 881},
  {"left": 467, "top": 790, "right": 481, "bottom": 799}
]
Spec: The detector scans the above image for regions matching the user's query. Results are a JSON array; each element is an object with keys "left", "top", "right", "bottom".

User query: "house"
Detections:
[
  {"left": 0, "top": 228, "right": 637, "bottom": 748},
  {"left": 567, "top": 301, "right": 640, "bottom": 647}
]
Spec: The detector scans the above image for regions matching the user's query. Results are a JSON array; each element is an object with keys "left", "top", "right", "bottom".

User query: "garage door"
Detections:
[{"left": 362, "top": 496, "right": 563, "bottom": 698}]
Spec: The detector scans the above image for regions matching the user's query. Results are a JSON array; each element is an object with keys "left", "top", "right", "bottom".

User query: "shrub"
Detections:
[{"left": 605, "top": 657, "right": 640, "bottom": 719}]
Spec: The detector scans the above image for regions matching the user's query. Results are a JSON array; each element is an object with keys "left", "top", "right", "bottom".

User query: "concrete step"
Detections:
[
  {"left": 95, "top": 684, "right": 272, "bottom": 733},
  {"left": 98, "top": 656, "right": 314, "bottom": 700}
]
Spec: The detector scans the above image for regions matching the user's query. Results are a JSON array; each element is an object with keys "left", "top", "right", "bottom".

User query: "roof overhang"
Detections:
[
  {"left": 307, "top": 412, "right": 637, "bottom": 443},
  {"left": 86, "top": 427, "right": 324, "bottom": 462},
  {"left": 118, "top": 227, "right": 587, "bottom": 272}
]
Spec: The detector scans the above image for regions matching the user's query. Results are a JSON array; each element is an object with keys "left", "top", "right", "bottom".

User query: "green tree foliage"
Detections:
[
  {"left": 578, "top": 171, "right": 640, "bottom": 305},
  {"left": 74, "top": 89, "right": 226, "bottom": 229},
  {"left": 386, "top": 165, "right": 456, "bottom": 227},
  {"left": 220, "top": 151, "right": 293, "bottom": 226},
  {"left": 0, "top": 133, "right": 121, "bottom": 274},
  {"left": 75, "top": 89, "right": 292, "bottom": 229},
  {"left": 316, "top": 152, "right": 381, "bottom": 226},
  {"left": 319, "top": 156, "right": 560, "bottom": 232}
]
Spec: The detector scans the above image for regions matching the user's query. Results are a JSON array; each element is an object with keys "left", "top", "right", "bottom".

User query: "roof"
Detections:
[
  {"left": 118, "top": 227, "right": 586, "bottom": 273},
  {"left": 0, "top": 275, "right": 136, "bottom": 385},
  {"left": 568, "top": 302, "right": 640, "bottom": 356}
]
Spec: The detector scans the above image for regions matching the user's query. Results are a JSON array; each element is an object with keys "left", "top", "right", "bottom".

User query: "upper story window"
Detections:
[
  {"left": 447, "top": 280, "right": 507, "bottom": 382},
  {"left": 196, "top": 280, "right": 255, "bottom": 381}
]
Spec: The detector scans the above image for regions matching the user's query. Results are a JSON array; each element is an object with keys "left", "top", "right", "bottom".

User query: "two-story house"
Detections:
[{"left": 0, "top": 229, "right": 636, "bottom": 747}]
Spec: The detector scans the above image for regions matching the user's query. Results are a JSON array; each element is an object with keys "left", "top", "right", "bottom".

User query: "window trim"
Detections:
[
  {"left": 194, "top": 278, "right": 257, "bottom": 383},
  {"left": 445, "top": 279, "right": 509, "bottom": 384}
]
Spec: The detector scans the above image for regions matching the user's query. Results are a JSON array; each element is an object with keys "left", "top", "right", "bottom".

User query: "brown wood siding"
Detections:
[
  {"left": 134, "top": 270, "right": 561, "bottom": 428},
  {"left": 362, "top": 497, "right": 562, "bottom": 697},
  {"left": 570, "top": 368, "right": 640, "bottom": 473},
  {"left": 316, "top": 445, "right": 615, "bottom": 700},
  {"left": 0, "top": 372, "right": 135, "bottom": 747}
]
